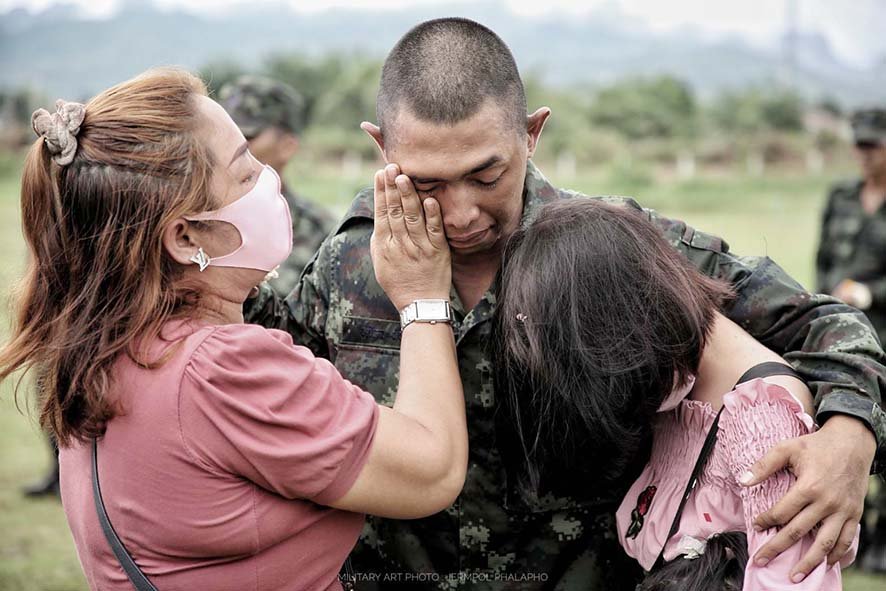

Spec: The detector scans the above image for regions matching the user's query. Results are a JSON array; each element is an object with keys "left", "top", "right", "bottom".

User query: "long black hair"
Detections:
[{"left": 493, "top": 199, "right": 733, "bottom": 500}]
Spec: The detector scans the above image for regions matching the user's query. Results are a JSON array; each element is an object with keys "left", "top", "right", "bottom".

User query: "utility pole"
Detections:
[{"left": 783, "top": 0, "right": 798, "bottom": 89}]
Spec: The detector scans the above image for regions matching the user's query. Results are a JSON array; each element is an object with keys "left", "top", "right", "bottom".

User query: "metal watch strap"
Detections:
[{"left": 399, "top": 299, "right": 452, "bottom": 329}]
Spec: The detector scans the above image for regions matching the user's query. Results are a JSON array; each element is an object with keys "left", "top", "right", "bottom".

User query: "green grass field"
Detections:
[{"left": 1, "top": 153, "right": 884, "bottom": 589}]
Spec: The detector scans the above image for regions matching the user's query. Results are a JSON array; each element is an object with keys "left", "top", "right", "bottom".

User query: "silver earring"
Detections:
[{"left": 189, "top": 247, "right": 210, "bottom": 272}]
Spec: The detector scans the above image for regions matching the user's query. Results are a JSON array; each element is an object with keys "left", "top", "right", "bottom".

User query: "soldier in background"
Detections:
[
  {"left": 816, "top": 107, "right": 886, "bottom": 573},
  {"left": 21, "top": 442, "right": 58, "bottom": 498},
  {"left": 219, "top": 76, "right": 335, "bottom": 295}
]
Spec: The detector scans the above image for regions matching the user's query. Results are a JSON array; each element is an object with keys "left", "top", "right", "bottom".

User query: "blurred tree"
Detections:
[
  {"left": 760, "top": 90, "right": 804, "bottom": 131},
  {"left": 263, "top": 53, "right": 349, "bottom": 127},
  {"left": 0, "top": 86, "right": 48, "bottom": 146},
  {"left": 817, "top": 96, "right": 843, "bottom": 118},
  {"left": 198, "top": 59, "right": 248, "bottom": 97},
  {"left": 710, "top": 87, "right": 805, "bottom": 133},
  {"left": 0, "top": 87, "right": 47, "bottom": 127},
  {"left": 523, "top": 72, "right": 607, "bottom": 162},
  {"left": 310, "top": 58, "right": 380, "bottom": 129},
  {"left": 709, "top": 90, "right": 762, "bottom": 134},
  {"left": 588, "top": 76, "right": 698, "bottom": 140}
]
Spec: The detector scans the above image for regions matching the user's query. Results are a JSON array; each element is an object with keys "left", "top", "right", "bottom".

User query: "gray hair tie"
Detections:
[{"left": 31, "top": 99, "right": 86, "bottom": 166}]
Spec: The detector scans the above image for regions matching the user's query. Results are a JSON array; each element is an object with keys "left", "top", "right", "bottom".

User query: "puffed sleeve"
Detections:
[
  {"left": 719, "top": 379, "right": 857, "bottom": 591},
  {"left": 178, "top": 323, "right": 379, "bottom": 505}
]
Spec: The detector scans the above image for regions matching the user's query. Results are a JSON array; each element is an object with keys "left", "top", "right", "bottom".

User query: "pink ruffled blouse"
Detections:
[{"left": 615, "top": 378, "right": 858, "bottom": 590}]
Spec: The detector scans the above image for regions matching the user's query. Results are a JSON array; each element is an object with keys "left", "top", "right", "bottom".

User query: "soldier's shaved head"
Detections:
[{"left": 377, "top": 17, "right": 527, "bottom": 140}]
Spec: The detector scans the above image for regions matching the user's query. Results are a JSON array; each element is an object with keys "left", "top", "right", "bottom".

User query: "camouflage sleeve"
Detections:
[
  {"left": 243, "top": 244, "right": 333, "bottom": 359},
  {"left": 243, "top": 282, "right": 291, "bottom": 331},
  {"left": 638, "top": 203, "right": 886, "bottom": 473},
  {"left": 814, "top": 190, "right": 838, "bottom": 294},
  {"left": 285, "top": 247, "right": 332, "bottom": 359}
]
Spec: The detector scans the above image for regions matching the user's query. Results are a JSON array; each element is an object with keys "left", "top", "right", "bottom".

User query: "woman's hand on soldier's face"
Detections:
[
  {"left": 740, "top": 414, "right": 874, "bottom": 582},
  {"left": 370, "top": 163, "right": 452, "bottom": 310}
]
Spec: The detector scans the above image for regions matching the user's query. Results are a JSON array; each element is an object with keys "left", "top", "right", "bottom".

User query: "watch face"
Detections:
[{"left": 416, "top": 300, "right": 449, "bottom": 319}]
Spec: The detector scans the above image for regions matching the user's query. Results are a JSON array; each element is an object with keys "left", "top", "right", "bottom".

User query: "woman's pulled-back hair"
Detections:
[
  {"left": 493, "top": 199, "right": 732, "bottom": 498},
  {"left": 0, "top": 68, "right": 216, "bottom": 446}
]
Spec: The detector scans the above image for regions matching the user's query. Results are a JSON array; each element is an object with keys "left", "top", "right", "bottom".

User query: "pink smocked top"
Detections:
[
  {"left": 59, "top": 320, "right": 380, "bottom": 591},
  {"left": 615, "top": 378, "right": 858, "bottom": 590}
]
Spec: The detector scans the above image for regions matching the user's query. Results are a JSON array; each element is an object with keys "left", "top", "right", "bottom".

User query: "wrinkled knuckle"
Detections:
[
  {"left": 404, "top": 213, "right": 422, "bottom": 224},
  {"left": 797, "top": 483, "right": 819, "bottom": 501},
  {"left": 755, "top": 514, "right": 775, "bottom": 528},
  {"left": 818, "top": 537, "right": 837, "bottom": 552},
  {"left": 787, "top": 528, "right": 805, "bottom": 543},
  {"left": 775, "top": 439, "right": 794, "bottom": 454}
]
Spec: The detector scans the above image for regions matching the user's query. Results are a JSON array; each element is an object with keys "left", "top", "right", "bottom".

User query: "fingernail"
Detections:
[
  {"left": 755, "top": 556, "right": 769, "bottom": 567},
  {"left": 739, "top": 471, "right": 754, "bottom": 485},
  {"left": 791, "top": 572, "right": 805, "bottom": 583},
  {"left": 753, "top": 524, "right": 764, "bottom": 532}
]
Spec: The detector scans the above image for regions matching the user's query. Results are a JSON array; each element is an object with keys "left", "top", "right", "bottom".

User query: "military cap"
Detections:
[
  {"left": 218, "top": 75, "right": 306, "bottom": 138},
  {"left": 851, "top": 108, "right": 886, "bottom": 144}
]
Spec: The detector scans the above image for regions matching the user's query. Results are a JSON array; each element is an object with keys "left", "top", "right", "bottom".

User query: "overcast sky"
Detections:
[{"left": 3, "top": 0, "right": 885, "bottom": 68}]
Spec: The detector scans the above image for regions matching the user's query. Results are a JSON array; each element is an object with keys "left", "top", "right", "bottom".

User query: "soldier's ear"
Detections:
[
  {"left": 360, "top": 122, "right": 387, "bottom": 162},
  {"left": 526, "top": 107, "right": 551, "bottom": 159}
]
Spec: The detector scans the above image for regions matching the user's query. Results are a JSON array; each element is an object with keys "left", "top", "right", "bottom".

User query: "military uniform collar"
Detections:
[{"left": 519, "top": 160, "right": 564, "bottom": 227}]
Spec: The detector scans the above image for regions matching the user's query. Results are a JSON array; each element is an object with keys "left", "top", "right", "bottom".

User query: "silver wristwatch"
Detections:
[{"left": 399, "top": 299, "right": 453, "bottom": 329}]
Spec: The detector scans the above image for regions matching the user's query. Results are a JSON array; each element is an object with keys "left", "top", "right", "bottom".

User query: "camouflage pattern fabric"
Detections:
[
  {"left": 218, "top": 75, "right": 306, "bottom": 138},
  {"left": 271, "top": 185, "right": 335, "bottom": 297},
  {"left": 247, "top": 162, "right": 886, "bottom": 589},
  {"left": 816, "top": 179, "right": 886, "bottom": 344}
]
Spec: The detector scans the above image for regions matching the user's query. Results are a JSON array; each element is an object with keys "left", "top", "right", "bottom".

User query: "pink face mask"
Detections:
[{"left": 186, "top": 165, "right": 293, "bottom": 273}]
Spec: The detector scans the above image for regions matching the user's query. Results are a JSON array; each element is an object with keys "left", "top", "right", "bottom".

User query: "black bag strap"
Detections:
[
  {"left": 341, "top": 557, "right": 357, "bottom": 590},
  {"left": 734, "top": 361, "right": 804, "bottom": 387},
  {"left": 650, "top": 406, "right": 723, "bottom": 571},
  {"left": 94, "top": 438, "right": 358, "bottom": 591},
  {"left": 92, "top": 438, "right": 159, "bottom": 591},
  {"left": 650, "top": 362, "right": 804, "bottom": 571}
]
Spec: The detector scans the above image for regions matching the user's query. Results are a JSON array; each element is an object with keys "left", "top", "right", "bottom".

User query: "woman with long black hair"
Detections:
[{"left": 494, "top": 199, "right": 857, "bottom": 590}]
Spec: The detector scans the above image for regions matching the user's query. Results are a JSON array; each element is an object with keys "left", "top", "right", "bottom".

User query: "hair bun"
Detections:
[{"left": 31, "top": 99, "right": 86, "bottom": 166}]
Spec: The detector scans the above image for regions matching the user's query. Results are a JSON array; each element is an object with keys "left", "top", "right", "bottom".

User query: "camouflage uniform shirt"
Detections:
[
  {"left": 270, "top": 184, "right": 335, "bottom": 297},
  {"left": 816, "top": 179, "right": 886, "bottom": 344},
  {"left": 248, "top": 162, "right": 886, "bottom": 589}
]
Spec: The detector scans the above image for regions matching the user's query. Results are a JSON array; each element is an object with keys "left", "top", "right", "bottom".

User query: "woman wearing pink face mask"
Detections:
[{"left": 0, "top": 69, "right": 465, "bottom": 591}]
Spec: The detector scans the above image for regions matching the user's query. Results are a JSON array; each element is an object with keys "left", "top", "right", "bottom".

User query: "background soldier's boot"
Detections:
[
  {"left": 21, "top": 465, "right": 59, "bottom": 498},
  {"left": 22, "top": 437, "right": 60, "bottom": 498}
]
